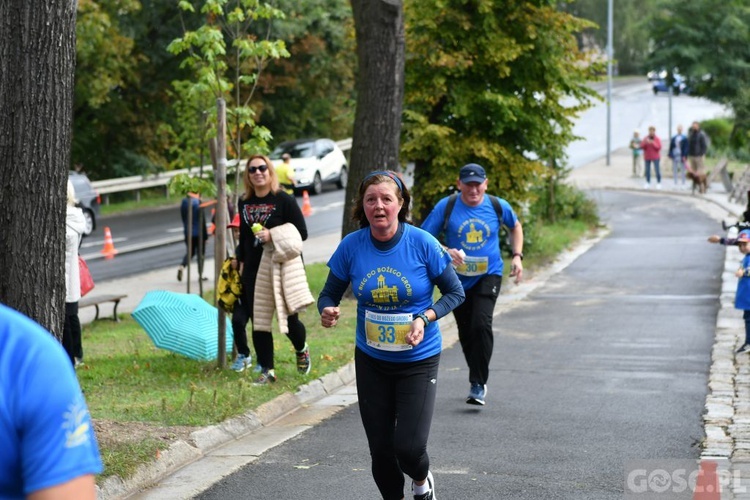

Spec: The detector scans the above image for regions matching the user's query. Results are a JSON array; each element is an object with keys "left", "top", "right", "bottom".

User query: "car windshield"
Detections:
[{"left": 270, "top": 142, "right": 315, "bottom": 160}]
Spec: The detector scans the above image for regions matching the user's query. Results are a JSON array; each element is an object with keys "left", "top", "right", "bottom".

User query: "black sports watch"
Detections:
[
  {"left": 512, "top": 252, "right": 524, "bottom": 261},
  {"left": 416, "top": 312, "right": 430, "bottom": 326}
]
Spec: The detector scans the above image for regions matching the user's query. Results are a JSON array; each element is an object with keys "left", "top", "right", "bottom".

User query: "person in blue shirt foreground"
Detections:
[
  {"left": 421, "top": 163, "right": 524, "bottom": 406},
  {"left": 0, "top": 303, "right": 102, "bottom": 499},
  {"left": 734, "top": 230, "right": 750, "bottom": 354},
  {"left": 318, "top": 170, "right": 464, "bottom": 500}
]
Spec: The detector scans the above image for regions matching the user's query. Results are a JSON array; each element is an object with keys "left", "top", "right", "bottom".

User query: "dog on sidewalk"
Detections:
[{"left": 687, "top": 169, "right": 708, "bottom": 194}]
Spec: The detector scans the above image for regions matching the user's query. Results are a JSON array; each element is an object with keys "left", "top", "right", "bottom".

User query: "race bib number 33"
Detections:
[{"left": 364, "top": 311, "right": 413, "bottom": 351}]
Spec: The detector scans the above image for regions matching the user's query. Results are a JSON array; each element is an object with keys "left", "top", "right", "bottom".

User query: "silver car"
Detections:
[
  {"left": 69, "top": 171, "right": 101, "bottom": 236},
  {"left": 270, "top": 138, "right": 348, "bottom": 195}
]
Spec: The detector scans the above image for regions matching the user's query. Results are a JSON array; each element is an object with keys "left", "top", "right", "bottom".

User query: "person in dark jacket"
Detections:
[
  {"left": 688, "top": 121, "right": 709, "bottom": 178},
  {"left": 177, "top": 192, "right": 208, "bottom": 282},
  {"left": 669, "top": 125, "right": 689, "bottom": 187}
]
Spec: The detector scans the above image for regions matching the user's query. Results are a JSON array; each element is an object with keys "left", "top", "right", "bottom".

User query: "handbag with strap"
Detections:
[{"left": 79, "top": 255, "right": 95, "bottom": 297}]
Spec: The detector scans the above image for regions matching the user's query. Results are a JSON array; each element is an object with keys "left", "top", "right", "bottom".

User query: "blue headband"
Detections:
[{"left": 361, "top": 170, "right": 404, "bottom": 193}]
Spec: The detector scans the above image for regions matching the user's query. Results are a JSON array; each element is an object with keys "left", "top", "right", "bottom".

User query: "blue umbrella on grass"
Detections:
[{"left": 132, "top": 290, "right": 233, "bottom": 361}]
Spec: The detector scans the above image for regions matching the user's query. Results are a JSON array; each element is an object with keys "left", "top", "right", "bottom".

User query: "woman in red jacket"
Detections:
[{"left": 641, "top": 126, "right": 662, "bottom": 189}]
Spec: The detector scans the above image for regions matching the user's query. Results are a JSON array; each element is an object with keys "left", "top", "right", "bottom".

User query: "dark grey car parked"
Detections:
[{"left": 69, "top": 171, "right": 100, "bottom": 236}]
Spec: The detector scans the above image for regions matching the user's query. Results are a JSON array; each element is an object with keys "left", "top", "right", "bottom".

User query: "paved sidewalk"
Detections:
[{"left": 96, "top": 147, "right": 749, "bottom": 499}]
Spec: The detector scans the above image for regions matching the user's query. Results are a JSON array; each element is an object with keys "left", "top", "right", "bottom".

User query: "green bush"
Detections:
[
  {"left": 701, "top": 118, "right": 733, "bottom": 151},
  {"left": 529, "top": 182, "right": 599, "bottom": 226}
]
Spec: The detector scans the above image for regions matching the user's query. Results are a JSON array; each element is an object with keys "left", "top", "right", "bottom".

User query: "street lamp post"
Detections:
[{"left": 606, "top": 0, "right": 613, "bottom": 166}]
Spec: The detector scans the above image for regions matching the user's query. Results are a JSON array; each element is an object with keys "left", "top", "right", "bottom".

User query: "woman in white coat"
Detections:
[{"left": 64, "top": 180, "right": 87, "bottom": 367}]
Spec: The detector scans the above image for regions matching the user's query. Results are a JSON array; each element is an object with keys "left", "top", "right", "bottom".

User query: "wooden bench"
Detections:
[{"left": 79, "top": 294, "right": 127, "bottom": 322}]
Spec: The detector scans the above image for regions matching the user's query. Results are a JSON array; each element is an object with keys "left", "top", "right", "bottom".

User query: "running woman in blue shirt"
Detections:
[
  {"left": 318, "top": 171, "right": 464, "bottom": 500},
  {"left": 422, "top": 163, "right": 524, "bottom": 406},
  {"left": 0, "top": 303, "right": 102, "bottom": 499}
]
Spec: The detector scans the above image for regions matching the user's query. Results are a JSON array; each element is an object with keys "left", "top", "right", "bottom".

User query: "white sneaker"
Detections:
[
  {"left": 412, "top": 470, "right": 436, "bottom": 500},
  {"left": 657, "top": 183, "right": 662, "bottom": 190},
  {"left": 644, "top": 182, "right": 650, "bottom": 189}
]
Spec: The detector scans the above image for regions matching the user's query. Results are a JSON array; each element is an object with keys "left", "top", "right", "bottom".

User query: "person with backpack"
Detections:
[{"left": 421, "top": 163, "right": 524, "bottom": 406}]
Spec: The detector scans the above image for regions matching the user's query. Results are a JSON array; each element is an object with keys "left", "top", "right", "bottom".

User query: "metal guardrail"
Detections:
[{"left": 91, "top": 140, "right": 352, "bottom": 199}]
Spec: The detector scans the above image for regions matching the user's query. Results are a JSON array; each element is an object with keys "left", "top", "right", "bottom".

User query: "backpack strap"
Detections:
[
  {"left": 488, "top": 195, "right": 503, "bottom": 223},
  {"left": 441, "top": 193, "right": 459, "bottom": 237},
  {"left": 441, "top": 193, "right": 504, "bottom": 243}
]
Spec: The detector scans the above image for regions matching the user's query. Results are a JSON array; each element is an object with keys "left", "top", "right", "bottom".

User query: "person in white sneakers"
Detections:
[{"left": 641, "top": 126, "right": 663, "bottom": 189}]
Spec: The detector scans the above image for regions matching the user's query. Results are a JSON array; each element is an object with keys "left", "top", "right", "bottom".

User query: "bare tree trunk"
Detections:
[
  {"left": 343, "top": 0, "right": 404, "bottom": 237},
  {"left": 0, "top": 0, "right": 77, "bottom": 336}
]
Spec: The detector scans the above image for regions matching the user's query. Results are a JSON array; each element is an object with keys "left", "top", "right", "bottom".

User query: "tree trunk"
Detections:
[
  {"left": 0, "top": 0, "right": 77, "bottom": 336},
  {"left": 343, "top": 0, "right": 404, "bottom": 238}
]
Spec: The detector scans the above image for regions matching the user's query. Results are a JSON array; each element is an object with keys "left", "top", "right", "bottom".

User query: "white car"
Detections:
[{"left": 270, "top": 138, "right": 348, "bottom": 195}]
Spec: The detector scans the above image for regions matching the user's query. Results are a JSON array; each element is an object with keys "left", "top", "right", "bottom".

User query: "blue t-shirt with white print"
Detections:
[
  {"left": 421, "top": 194, "right": 518, "bottom": 291},
  {"left": 327, "top": 224, "right": 451, "bottom": 362},
  {"left": 0, "top": 304, "right": 102, "bottom": 498}
]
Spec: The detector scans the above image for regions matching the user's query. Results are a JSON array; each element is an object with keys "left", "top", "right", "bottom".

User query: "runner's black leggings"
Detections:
[{"left": 355, "top": 348, "right": 439, "bottom": 500}]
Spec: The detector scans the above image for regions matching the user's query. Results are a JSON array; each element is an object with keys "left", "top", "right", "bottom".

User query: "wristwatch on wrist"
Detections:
[
  {"left": 416, "top": 312, "right": 430, "bottom": 326},
  {"left": 512, "top": 252, "right": 524, "bottom": 260}
]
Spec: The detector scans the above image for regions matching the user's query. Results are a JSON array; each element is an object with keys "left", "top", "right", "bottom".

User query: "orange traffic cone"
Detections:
[
  {"left": 301, "top": 190, "right": 313, "bottom": 217},
  {"left": 101, "top": 226, "right": 118, "bottom": 259},
  {"left": 693, "top": 460, "right": 720, "bottom": 500}
]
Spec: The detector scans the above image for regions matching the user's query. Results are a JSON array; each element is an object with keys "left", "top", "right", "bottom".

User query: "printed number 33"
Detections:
[{"left": 378, "top": 325, "right": 396, "bottom": 343}]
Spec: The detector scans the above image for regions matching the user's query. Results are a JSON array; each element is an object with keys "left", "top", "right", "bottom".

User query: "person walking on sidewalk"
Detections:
[
  {"left": 177, "top": 192, "right": 208, "bottom": 282},
  {"left": 421, "top": 163, "right": 524, "bottom": 406},
  {"left": 669, "top": 125, "right": 688, "bottom": 187},
  {"left": 734, "top": 230, "right": 750, "bottom": 354},
  {"left": 318, "top": 170, "right": 464, "bottom": 500},
  {"left": 235, "top": 154, "right": 314, "bottom": 382},
  {"left": 688, "top": 121, "right": 709, "bottom": 182},
  {"left": 64, "top": 179, "right": 87, "bottom": 368},
  {"left": 629, "top": 130, "right": 643, "bottom": 177},
  {"left": 641, "top": 126, "right": 663, "bottom": 189},
  {"left": 0, "top": 303, "right": 103, "bottom": 499}
]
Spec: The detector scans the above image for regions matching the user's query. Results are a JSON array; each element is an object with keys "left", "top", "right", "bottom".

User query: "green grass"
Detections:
[
  {"left": 99, "top": 191, "right": 178, "bottom": 216},
  {"left": 82, "top": 219, "right": 598, "bottom": 482}
]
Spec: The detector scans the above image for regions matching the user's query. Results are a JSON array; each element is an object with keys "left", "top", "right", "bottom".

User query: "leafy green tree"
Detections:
[
  {"left": 73, "top": 0, "right": 148, "bottom": 178},
  {"left": 647, "top": 0, "right": 750, "bottom": 144},
  {"left": 564, "top": 0, "right": 655, "bottom": 75},
  {"left": 168, "top": 0, "right": 289, "bottom": 198},
  {"left": 73, "top": 0, "right": 219, "bottom": 180},
  {"left": 255, "top": 0, "right": 357, "bottom": 143},
  {"left": 402, "top": 0, "right": 601, "bottom": 220}
]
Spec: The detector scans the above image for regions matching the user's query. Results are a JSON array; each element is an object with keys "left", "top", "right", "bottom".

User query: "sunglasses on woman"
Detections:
[{"left": 248, "top": 164, "right": 268, "bottom": 174}]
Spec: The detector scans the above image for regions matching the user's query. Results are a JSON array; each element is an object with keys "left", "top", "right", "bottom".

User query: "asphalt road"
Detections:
[
  {"left": 189, "top": 190, "right": 721, "bottom": 499},
  {"left": 81, "top": 185, "right": 345, "bottom": 281}
]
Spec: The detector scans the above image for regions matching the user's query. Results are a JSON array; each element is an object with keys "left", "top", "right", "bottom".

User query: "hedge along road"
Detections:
[{"left": 179, "top": 189, "right": 721, "bottom": 499}]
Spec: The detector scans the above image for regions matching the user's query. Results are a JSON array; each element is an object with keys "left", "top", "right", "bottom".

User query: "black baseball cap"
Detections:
[{"left": 459, "top": 163, "right": 487, "bottom": 183}]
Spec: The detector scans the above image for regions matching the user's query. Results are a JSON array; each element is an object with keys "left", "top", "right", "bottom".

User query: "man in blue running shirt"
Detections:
[{"left": 422, "top": 163, "right": 524, "bottom": 406}]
